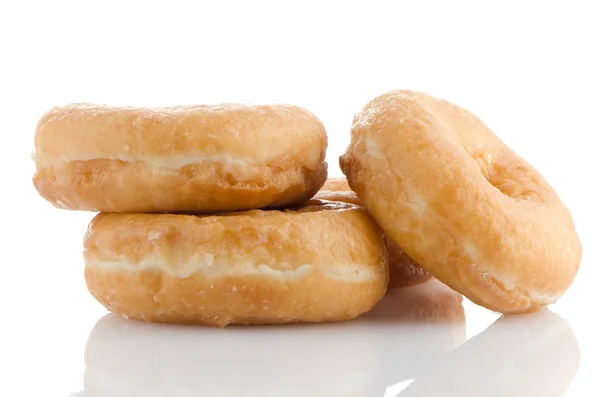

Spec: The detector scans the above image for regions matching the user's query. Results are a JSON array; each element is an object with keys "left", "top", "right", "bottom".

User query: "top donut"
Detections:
[{"left": 32, "top": 103, "right": 328, "bottom": 213}]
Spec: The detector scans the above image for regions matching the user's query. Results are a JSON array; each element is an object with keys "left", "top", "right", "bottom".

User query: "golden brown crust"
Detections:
[
  {"left": 33, "top": 103, "right": 327, "bottom": 212},
  {"left": 315, "top": 177, "right": 431, "bottom": 289},
  {"left": 83, "top": 200, "right": 389, "bottom": 326},
  {"left": 385, "top": 240, "right": 432, "bottom": 289},
  {"left": 315, "top": 177, "right": 363, "bottom": 206},
  {"left": 340, "top": 90, "right": 582, "bottom": 314}
]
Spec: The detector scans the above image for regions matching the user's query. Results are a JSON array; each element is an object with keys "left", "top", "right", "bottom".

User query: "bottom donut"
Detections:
[
  {"left": 83, "top": 200, "right": 389, "bottom": 326},
  {"left": 315, "top": 177, "right": 431, "bottom": 289}
]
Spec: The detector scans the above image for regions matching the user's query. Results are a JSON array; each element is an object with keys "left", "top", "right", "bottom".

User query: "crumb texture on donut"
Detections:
[
  {"left": 84, "top": 201, "right": 389, "bottom": 326},
  {"left": 315, "top": 177, "right": 431, "bottom": 288},
  {"left": 340, "top": 90, "right": 582, "bottom": 313},
  {"left": 33, "top": 103, "right": 328, "bottom": 212}
]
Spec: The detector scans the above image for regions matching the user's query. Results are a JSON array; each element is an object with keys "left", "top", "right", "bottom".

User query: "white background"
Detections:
[{"left": 1, "top": 1, "right": 599, "bottom": 396}]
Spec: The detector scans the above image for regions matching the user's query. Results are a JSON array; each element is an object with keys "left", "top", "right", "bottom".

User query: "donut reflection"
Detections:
[
  {"left": 81, "top": 280, "right": 466, "bottom": 397},
  {"left": 395, "top": 309, "right": 579, "bottom": 396}
]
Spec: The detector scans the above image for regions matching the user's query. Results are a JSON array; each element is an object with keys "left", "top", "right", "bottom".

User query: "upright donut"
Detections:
[
  {"left": 33, "top": 103, "right": 327, "bottom": 213},
  {"left": 315, "top": 177, "right": 431, "bottom": 289},
  {"left": 84, "top": 200, "right": 389, "bottom": 326},
  {"left": 340, "top": 90, "right": 582, "bottom": 314}
]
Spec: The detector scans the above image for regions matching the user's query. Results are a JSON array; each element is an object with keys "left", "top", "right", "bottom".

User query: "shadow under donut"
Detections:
[
  {"left": 395, "top": 308, "right": 580, "bottom": 397},
  {"left": 79, "top": 280, "right": 466, "bottom": 397}
]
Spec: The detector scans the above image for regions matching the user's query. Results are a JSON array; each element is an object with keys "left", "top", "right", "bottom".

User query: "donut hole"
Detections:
[{"left": 467, "top": 147, "right": 545, "bottom": 203}]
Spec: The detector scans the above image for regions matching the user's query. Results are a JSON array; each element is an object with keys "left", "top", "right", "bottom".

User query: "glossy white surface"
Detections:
[
  {"left": 2, "top": 1, "right": 599, "bottom": 396},
  {"left": 80, "top": 288, "right": 581, "bottom": 397},
  {"left": 3, "top": 256, "right": 598, "bottom": 397}
]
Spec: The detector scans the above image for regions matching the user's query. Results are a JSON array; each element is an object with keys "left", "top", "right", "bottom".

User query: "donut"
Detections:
[
  {"left": 33, "top": 103, "right": 327, "bottom": 213},
  {"left": 315, "top": 177, "right": 431, "bottom": 288},
  {"left": 340, "top": 90, "right": 582, "bottom": 314},
  {"left": 83, "top": 200, "right": 389, "bottom": 326}
]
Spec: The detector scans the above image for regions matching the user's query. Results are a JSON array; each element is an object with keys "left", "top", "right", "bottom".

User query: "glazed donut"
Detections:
[
  {"left": 83, "top": 200, "right": 388, "bottom": 326},
  {"left": 33, "top": 103, "right": 327, "bottom": 213},
  {"left": 315, "top": 178, "right": 431, "bottom": 288},
  {"left": 340, "top": 90, "right": 581, "bottom": 314}
]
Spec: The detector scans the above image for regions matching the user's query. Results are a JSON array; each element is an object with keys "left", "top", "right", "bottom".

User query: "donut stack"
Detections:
[
  {"left": 32, "top": 91, "right": 582, "bottom": 326},
  {"left": 32, "top": 103, "right": 391, "bottom": 326}
]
